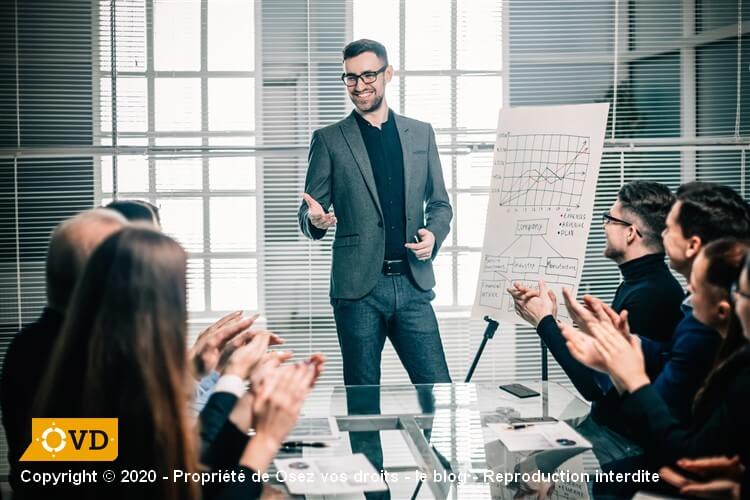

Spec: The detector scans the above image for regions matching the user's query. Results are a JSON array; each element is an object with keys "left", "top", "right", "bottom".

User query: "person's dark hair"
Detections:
[
  {"left": 343, "top": 38, "right": 388, "bottom": 65},
  {"left": 106, "top": 199, "right": 161, "bottom": 227},
  {"left": 676, "top": 182, "right": 750, "bottom": 244},
  {"left": 618, "top": 181, "right": 675, "bottom": 251},
  {"left": 691, "top": 238, "right": 750, "bottom": 423},
  {"left": 36, "top": 227, "right": 198, "bottom": 500}
]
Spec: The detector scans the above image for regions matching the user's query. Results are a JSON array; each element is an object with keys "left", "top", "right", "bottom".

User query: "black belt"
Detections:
[{"left": 382, "top": 259, "right": 408, "bottom": 276}]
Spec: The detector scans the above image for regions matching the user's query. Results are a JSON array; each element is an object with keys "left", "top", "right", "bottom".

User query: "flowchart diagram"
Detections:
[{"left": 477, "top": 218, "right": 579, "bottom": 319}]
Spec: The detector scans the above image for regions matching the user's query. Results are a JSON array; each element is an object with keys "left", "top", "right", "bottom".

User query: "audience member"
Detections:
[
  {"left": 34, "top": 227, "right": 323, "bottom": 499},
  {"left": 630, "top": 182, "right": 750, "bottom": 420},
  {"left": 0, "top": 208, "right": 128, "bottom": 491},
  {"left": 509, "top": 181, "right": 683, "bottom": 400},
  {"left": 561, "top": 239, "right": 750, "bottom": 496},
  {"left": 515, "top": 182, "right": 750, "bottom": 422}
]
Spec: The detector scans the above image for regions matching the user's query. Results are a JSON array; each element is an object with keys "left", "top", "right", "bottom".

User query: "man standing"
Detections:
[{"left": 298, "top": 39, "right": 452, "bottom": 385}]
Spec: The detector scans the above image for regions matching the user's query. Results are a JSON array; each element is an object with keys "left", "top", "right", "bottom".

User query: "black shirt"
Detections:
[
  {"left": 354, "top": 109, "right": 407, "bottom": 261},
  {"left": 611, "top": 252, "right": 685, "bottom": 343},
  {"left": 620, "top": 344, "right": 750, "bottom": 469},
  {"left": 0, "top": 307, "right": 65, "bottom": 490}
]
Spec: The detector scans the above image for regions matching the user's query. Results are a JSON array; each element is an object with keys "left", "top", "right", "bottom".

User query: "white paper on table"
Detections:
[
  {"left": 487, "top": 421, "right": 592, "bottom": 452},
  {"left": 274, "top": 453, "right": 388, "bottom": 496}
]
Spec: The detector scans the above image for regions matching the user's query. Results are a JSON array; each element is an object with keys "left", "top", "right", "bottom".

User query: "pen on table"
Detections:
[
  {"left": 508, "top": 423, "right": 541, "bottom": 430},
  {"left": 281, "top": 441, "right": 329, "bottom": 449},
  {"left": 508, "top": 421, "right": 557, "bottom": 430}
]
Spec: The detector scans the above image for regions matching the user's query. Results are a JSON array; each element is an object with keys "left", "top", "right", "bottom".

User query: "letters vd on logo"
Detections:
[{"left": 20, "top": 418, "right": 118, "bottom": 462}]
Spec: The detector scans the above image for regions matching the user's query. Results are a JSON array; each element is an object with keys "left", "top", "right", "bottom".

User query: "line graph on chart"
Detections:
[{"left": 492, "top": 133, "right": 590, "bottom": 209}]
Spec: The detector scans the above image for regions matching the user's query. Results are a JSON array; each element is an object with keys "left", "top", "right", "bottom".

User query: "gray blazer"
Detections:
[{"left": 298, "top": 111, "right": 453, "bottom": 299}]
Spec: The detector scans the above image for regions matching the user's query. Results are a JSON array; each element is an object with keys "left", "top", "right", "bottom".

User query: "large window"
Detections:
[
  {"left": 91, "top": 0, "right": 508, "bottom": 384},
  {"left": 96, "top": 0, "right": 258, "bottom": 322}
]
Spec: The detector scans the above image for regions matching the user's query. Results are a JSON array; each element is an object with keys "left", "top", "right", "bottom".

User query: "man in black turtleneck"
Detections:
[{"left": 509, "top": 181, "right": 684, "bottom": 401}]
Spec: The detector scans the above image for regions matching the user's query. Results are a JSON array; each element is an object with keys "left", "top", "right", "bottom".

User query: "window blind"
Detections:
[
  {"left": 505, "top": 0, "right": 749, "bottom": 384},
  {"left": 0, "top": 0, "right": 96, "bottom": 480}
]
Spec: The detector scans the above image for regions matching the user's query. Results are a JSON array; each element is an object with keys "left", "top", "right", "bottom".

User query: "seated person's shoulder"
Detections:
[
  {"left": 2, "top": 311, "right": 63, "bottom": 377},
  {"left": 671, "top": 313, "right": 721, "bottom": 351},
  {"left": 617, "top": 282, "right": 684, "bottom": 334},
  {"left": 5, "top": 319, "right": 45, "bottom": 365},
  {"left": 640, "top": 272, "right": 685, "bottom": 300},
  {"left": 677, "top": 309, "right": 717, "bottom": 333}
]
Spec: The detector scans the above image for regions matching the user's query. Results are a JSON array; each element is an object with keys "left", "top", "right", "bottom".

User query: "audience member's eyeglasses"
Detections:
[
  {"left": 601, "top": 212, "right": 643, "bottom": 237},
  {"left": 341, "top": 64, "right": 388, "bottom": 87},
  {"left": 731, "top": 281, "right": 750, "bottom": 301}
]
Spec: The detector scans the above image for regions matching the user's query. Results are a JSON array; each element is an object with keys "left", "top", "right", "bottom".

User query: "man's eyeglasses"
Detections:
[
  {"left": 601, "top": 212, "right": 643, "bottom": 237},
  {"left": 341, "top": 64, "right": 388, "bottom": 87},
  {"left": 731, "top": 281, "right": 750, "bottom": 302}
]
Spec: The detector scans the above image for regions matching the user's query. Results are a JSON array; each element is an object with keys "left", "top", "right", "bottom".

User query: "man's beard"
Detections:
[
  {"left": 351, "top": 91, "right": 384, "bottom": 113},
  {"left": 603, "top": 243, "right": 624, "bottom": 262}
]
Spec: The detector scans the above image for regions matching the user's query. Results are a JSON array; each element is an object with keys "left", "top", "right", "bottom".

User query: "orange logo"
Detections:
[{"left": 20, "top": 418, "right": 118, "bottom": 461}]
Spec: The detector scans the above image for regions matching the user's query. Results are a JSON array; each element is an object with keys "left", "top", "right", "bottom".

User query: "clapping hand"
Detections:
[
  {"left": 507, "top": 279, "right": 558, "bottom": 327},
  {"left": 239, "top": 362, "right": 321, "bottom": 473},
  {"left": 222, "top": 332, "right": 278, "bottom": 380},
  {"left": 660, "top": 456, "right": 744, "bottom": 499},
  {"left": 560, "top": 289, "right": 648, "bottom": 393},
  {"left": 190, "top": 312, "right": 281, "bottom": 378},
  {"left": 230, "top": 352, "right": 325, "bottom": 434}
]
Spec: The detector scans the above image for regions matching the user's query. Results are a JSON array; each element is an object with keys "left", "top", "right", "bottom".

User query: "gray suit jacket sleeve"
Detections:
[
  {"left": 424, "top": 124, "right": 452, "bottom": 258},
  {"left": 298, "top": 130, "right": 333, "bottom": 240}
]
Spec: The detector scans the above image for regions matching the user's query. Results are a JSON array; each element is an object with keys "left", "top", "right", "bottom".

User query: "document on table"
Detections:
[
  {"left": 274, "top": 453, "right": 388, "bottom": 496},
  {"left": 487, "top": 421, "right": 592, "bottom": 452}
]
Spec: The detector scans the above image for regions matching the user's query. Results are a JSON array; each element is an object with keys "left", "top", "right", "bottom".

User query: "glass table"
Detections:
[{"left": 269, "top": 381, "right": 640, "bottom": 499}]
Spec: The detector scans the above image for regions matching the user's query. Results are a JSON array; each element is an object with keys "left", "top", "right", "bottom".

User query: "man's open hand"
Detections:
[{"left": 303, "top": 193, "right": 337, "bottom": 230}]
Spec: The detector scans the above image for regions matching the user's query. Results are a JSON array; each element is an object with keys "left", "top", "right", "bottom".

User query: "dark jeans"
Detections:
[{"left": 332, "top": 273, "right": 452, "bottom": 386}]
